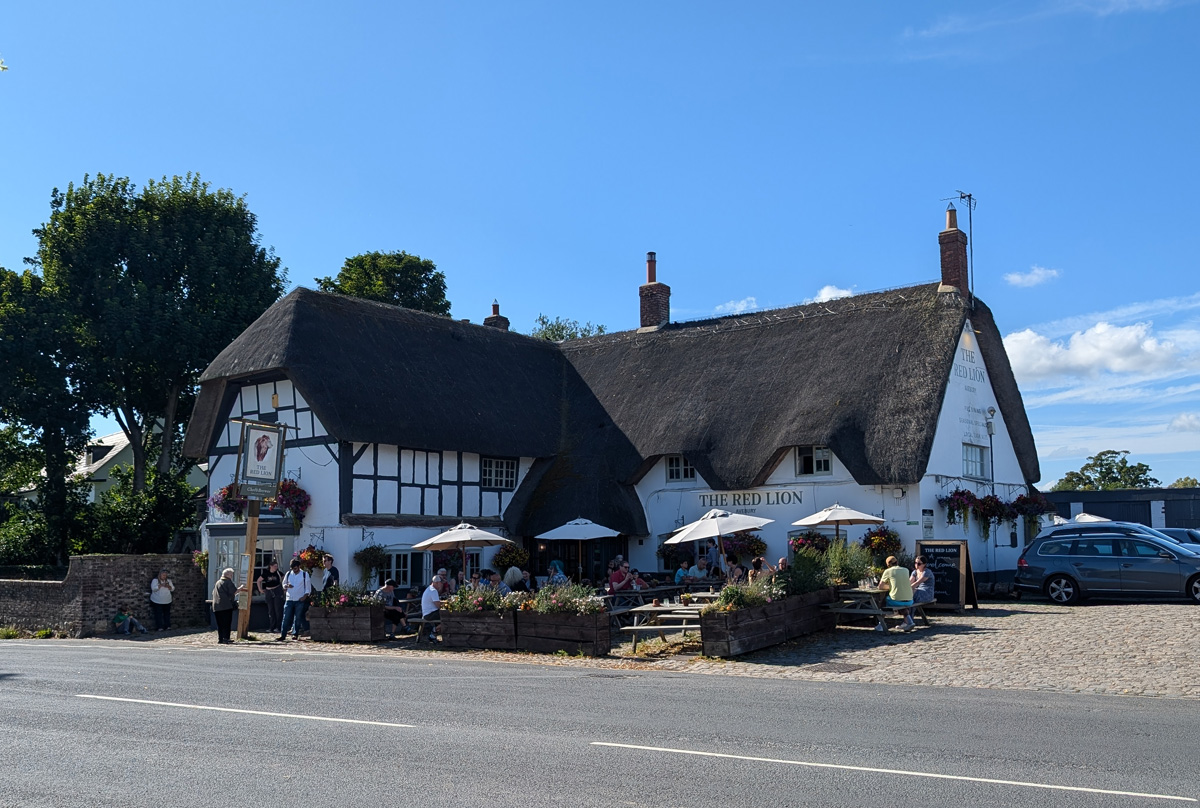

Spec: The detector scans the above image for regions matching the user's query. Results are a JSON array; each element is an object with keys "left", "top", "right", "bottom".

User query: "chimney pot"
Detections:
[
  {"left": 491, "top": 299, "right": 500, "bottom": 316},
  {"left": 945, "top": 203, "right": 958, "bottom": 231},
  {"left": 638, "top": 251, "right": 670, "bottom": 330}
]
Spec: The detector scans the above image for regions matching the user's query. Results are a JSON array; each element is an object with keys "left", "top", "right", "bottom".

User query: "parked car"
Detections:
[
  {"left": 1015, "top": 521, "right": 1200, "bottom": 605},
  {"left": 1157, "top": 527, "right": 1200, "bottom": 546}
]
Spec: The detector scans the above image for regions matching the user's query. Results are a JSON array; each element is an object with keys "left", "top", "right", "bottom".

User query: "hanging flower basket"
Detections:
[
  {"left": 206, "top": 485, "right": 247, "bottom": 520},
  {"left": 936, "top": 488, "right": 978, "bottom": 528},
  {"left": 274, "top": 479, "right": 311, "bottom": 532}
]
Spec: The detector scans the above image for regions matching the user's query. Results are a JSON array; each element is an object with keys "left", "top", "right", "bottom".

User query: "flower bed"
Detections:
[
  {"left": 308, "top": 605, "right": 385, "bottom": 642},
  {"left": 699, "top": 588, "right": 837, "bottom": 658},
  {"left": 440, "top": 610, "right": 517, "bottom": 650}
]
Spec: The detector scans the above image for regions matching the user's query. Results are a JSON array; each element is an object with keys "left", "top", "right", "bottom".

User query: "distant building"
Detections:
[
  {"left": 1043, "top": 488, "right": 1200, "bottom": 529},
  {"left": 76, "top": 431, "right": 207, "bottom": 504},
  {"left": 184, "top": 208, "right": 1041, "bottom": 589}
]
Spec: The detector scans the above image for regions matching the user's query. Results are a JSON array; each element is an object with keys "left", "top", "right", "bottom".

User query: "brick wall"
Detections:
[{"left": 0, "top": 554, "right": 208, "bottom": 637}]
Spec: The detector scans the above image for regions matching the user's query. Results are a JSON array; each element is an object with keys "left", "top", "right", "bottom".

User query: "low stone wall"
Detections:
[{"left": 0, "top": 554, "right": 208, "bottom": 637}]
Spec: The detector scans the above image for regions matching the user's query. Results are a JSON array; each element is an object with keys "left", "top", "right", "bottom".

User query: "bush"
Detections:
[
  {"left": 310, "top": 583, "right": 377, "bottom": 609},
  {"left": 820, "top": 540, "right": 874, "bottom": 587},
  {"left": 779, "top": 549, "right": 830, "bottom": 596},
  {"left": 90, "top": 466, "right": 198, "bottom": 554},
  {"left": 441, "top": 586, "right": 530, "bottom": 613},
  {"left": 701, "top": 579, "right": 772, "bottom": 614},
  {"left": 529, "top": 584, "right": 605, "bottom": 615}
]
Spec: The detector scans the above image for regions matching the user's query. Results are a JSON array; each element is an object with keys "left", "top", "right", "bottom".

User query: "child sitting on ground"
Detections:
[{"left": 112, "top": 605, "right": 148, "bottom": 635}]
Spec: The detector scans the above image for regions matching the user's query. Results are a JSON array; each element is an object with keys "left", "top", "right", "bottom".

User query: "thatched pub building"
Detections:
[{"left": 184, "top": 208, "right": 1040, "bottom": 591}]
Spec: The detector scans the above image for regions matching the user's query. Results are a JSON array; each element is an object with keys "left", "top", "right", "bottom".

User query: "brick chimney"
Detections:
[
  {"left": 638, "top": 251, "right": 670, "bottom": 331},
  {"left": 483, "top": 299, "right": 510, "bottom": 331},
  {"left": 938, "top": 204, "right": 970, "bottom": 298}
]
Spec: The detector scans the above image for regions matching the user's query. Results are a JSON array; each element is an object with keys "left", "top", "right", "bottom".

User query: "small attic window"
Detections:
[
  {"left": 666, "top": 455, "right": 695, "bottom": 482},
  {"left": 86, "top": 445, "right": 113, "bottom": 465},
  {"left": 796, "top": 446, "right": 832, "bottom": 476}
]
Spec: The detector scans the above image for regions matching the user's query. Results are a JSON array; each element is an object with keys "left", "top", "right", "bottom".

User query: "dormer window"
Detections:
[
  {"left": 666, "top": 455, "right": 695, "bottom": 482},
  {"left": 796, "top": 446, "right": 832, "bottom": 476}
]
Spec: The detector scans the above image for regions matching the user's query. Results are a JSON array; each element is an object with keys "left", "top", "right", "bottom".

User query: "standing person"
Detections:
[
  {"left": 211, "top": 568, "right": 245, "bottom": 644},
  {"left": 278, "top": 559, "right": 311, "bottom": 641},
  {"left": 705, "top": 539, "right": 722, "bottom": 572},
  {"left": 421, "top": 575, "right": 445, "bottom": 641},
  {"left": 257, "top": 558, "right": 284, "bottom": 635},
  {"left": 320, "top": 555, "right": 340, "bottom": 590},
  {"left": 149, "top": 569, "right": 175, "bottom": 631},
  {"left": 878, "top": 555, "right": 915, "bottom": 632}
]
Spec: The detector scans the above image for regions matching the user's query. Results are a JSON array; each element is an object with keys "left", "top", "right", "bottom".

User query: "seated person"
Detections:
[
  {"left": 878, "top": 555, "right": 915, "bottom": 632},
  {"left": 777, "top": 557, "right": 789, "bottom": 573},
  {"left": 374, "top": 578, "right": 409, "bottom": 638},
  {"left": 910, "top": 556, "right": 935, "bottom": 605},
  {"left": 513, "top": 569, "right": 538, "bottom": 593},
  {"left": 113, "top": 605, "right": 147, "bottom": 635},
  {"left": 630, "top": 568, "right": 652, "bottom": 589},
  {"left": 546, "top": 560, "right": 569, "bottom": 587},
  {"left": 487, "top": 570, "right": 512, "bottom": 595},
  {"left": 421, "top": 576, "right": 446, "bottom": 641},
  {"left": 674, "top": 559, "right": 694, "bottom": 584},
  {"left": 747, "top": 556, "right": 776, "bottom": 583},
  {"left": 686, "top": 557, "right": 710, "bottom": 580},
  {"left": 725, "top": 554, "right": 746, "bottom": 584},
  {"left": 609, "top": 562, "right": 634, "bottom": 593}
]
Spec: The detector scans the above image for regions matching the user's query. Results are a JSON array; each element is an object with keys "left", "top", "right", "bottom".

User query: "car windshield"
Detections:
[{"left": 1132, "top": 526, "right": 1183, "bottom": 544}]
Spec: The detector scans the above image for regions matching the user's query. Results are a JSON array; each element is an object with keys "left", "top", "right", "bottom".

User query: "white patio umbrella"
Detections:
[
  {"left": 1073, "top": 512, "right": 1109, "bottom": 523},
  {"left": 664, "top": 508, "right": 775, "bottom": 566},
  {"left": 792, "top": 503, "right": 884, "bottom": 542},
  {"left": 536, "top": 518, "right": 622, "bottom": 579},
  {"left": 411, "top": 523, "right": 514, "bottom": 581}
]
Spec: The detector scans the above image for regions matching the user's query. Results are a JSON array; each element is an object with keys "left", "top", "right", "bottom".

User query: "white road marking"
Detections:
[
  {"left": 76, "top": 695, "right": 415, "bottom": 727},
  {"left": 591, "top": 742, "right": 1196, "bottom": 803}
]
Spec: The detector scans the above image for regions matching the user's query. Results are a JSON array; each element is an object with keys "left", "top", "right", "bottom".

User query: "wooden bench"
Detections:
[{"left": 620, "top": 622, "right": 700, "bottom": 652}]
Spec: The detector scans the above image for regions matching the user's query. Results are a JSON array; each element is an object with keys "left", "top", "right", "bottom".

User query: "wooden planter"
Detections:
[
  {"left": 308, "top": 605, "right": 385, "bottom": 642},
  {"left": 516, "top": 611, "right": 610, "bottom": 657},
  {"left": 700, "top": 587, "right": 837, "bottom": 658},
  {"left": 440, "top": 610, "right": 517, "bottom": 650}
]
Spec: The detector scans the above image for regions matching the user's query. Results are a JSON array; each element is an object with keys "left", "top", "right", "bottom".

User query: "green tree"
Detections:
[
  {"left": 32, "top": 173, "right": 286, "bottom": 493},
  {"left": 1169, "top": 476, "right": 1199, "bottom": 489},
  {"left": 0, "top": 268, "right": 92, "bottom": 563},
  {"left": 317, "top": 251, "right": 450, "bottom": 315},
  {"left": 89, "top": 465, "right": 199, "bottom": 555},
  {"left": 529, "top": 314, "right": 607, "bottom": 341},
  {"left": 1051, "top": 450, "right": 1161, "bottom": 491},
  {"left": 0, "top": 425, "right": 41, "bottom": 497}
]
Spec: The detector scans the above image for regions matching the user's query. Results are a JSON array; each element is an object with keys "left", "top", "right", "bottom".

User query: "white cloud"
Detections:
[
  {"left": 1004, "top": 321, "right": 1178, "bottom": 382},
  {"left": 714, "top": 297, "right": 758, "bottom": 315},
  {"left": 1026, "top": 292, "right": 1200, "bottom": 338},
  {"left": 1004, "top": 265, "right": 1060, "bottom": 287},
  {"left": 1169, "top": 413, "right": 1200, "bottom": 432},
  {"left": 804, "top": 285, "right": 853, "bottom": 304}
]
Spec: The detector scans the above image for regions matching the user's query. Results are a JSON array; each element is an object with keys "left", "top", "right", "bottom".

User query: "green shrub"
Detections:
[
  {"left": 0, "top": 627, "right": 20, "bottom": 639},
  {"left": 33, "top": 628, "right": 53, "bottom": 639},
  {"left": 779, "top": 548, "right": 830, "bottom": 595},
  {"left": 530, "top": 584, "right": 605, "bottom": 615},
  {"left": 820, "top": 540, "right": 875, "bottom": 586}
]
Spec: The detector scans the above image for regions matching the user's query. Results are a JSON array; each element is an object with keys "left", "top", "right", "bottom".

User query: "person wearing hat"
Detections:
[
  {"left": 278, "top": 558, "right": 311, "bottom": 641},
  {"left": 149, "top": 568, "right": 175, "bottom": 631},
  {"left": 257, "top": 558, "right": 284, "bottom": 634}
]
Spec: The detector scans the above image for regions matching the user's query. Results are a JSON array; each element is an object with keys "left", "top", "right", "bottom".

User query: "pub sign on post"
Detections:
[{"left": 235, "top": 421, "right": 286, "bottom": 500}]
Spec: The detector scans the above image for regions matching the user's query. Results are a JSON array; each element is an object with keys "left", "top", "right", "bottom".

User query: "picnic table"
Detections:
[
  {"left": 823, "top": 588, "right": 930, "bottom": 632},
  {"left": 620, "top": 602, "right": 704, "bottom": 652}
]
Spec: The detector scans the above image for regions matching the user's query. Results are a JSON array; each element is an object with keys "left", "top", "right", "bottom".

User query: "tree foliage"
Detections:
[
  {"left": 90, "top": 466, "right": 199, "bottom": 555},
  {"left": 316, "top": 251, "right": 450, "bottom": 315},
  {"left": 529, "top": 314, "right": 607, "bottom": 341},
  {"left": 32, "top": 173, "right": 286, "bottom": 493},
  {"left": 1169, "top": 476, "right": 1199, "bottom": 489},
  {"left": 1051, "top": 450, "right": 1161, "bottom": 492}
]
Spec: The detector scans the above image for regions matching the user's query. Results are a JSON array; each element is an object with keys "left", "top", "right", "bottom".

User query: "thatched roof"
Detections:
[{"left": 184, "top": 284, "right": 1039, "bottom": 537}]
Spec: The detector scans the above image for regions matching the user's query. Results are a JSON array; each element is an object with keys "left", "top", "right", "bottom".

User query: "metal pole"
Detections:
[{"left": 236, "top": 500, "right": 261, "bottom": 640}]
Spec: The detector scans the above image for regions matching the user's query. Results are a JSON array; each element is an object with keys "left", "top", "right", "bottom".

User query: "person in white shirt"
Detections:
[
  {"left": 421, "top": 576, "right": 446, "bottom": 641},
  {"left": 277, "top": 559, "right": 311, "bottom": 641},
  {"left": 149, "top": 569, "right": 174, "bottom": 631},
  {"left": 687, "top": 557, "right": 710, "bottom": 580}
]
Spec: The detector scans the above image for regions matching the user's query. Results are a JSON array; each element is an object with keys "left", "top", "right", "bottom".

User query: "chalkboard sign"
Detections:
[{"left": 914, "top": 540, "right": 977, "bottom": 610}]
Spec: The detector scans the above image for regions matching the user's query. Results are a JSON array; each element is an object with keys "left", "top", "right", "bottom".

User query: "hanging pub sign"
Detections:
[{"left": 233, "top": 420, "right": 286, "bottom": 500}]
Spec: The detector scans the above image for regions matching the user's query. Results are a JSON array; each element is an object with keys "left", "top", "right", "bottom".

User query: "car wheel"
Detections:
[
  {"left": 1187, "top": 575, "right": 1200, "bottom": 605},
  {"left": 1045, "top": 574, "right": 1079, "bottom": 605}
]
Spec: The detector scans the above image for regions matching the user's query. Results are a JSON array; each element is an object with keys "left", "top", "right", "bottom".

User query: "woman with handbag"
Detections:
[{"left": 211, "top": 568, "right": 246, "bottom": 644}]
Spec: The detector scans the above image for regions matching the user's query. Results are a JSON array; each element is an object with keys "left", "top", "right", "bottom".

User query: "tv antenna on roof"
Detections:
[{"left": 941, "top": 190, "right": 976, "bottom": 300}]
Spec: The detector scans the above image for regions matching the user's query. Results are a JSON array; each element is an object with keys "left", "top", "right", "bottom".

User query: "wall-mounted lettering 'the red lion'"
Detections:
[{"left": 254, "top": 434, "right": 272, "bottom": 462}]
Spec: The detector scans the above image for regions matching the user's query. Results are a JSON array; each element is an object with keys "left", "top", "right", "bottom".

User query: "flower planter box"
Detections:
[
  {"left": 308, "top": 605, "right": 385, "bottom": 642},
  {"left": 515, "top": 611, "right": 610, "bottom": 657},
  {"left": 440, "top": 610, "right": 517, "bottom": 650},
  {"left": 700, "top": 587, "right": 837, "bottom": 658}
]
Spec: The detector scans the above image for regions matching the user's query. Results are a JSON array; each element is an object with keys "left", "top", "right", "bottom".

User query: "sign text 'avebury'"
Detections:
[{"left": 698, "top": 490, "right": 803, "bottom": 508}]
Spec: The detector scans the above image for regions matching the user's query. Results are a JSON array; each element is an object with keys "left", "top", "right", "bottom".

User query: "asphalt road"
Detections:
[{"left": 1, "top": 640, "right": 1196, "bottom": 807}]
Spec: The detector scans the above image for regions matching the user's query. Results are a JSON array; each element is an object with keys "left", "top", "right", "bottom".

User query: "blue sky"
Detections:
[{"left": 2, "top": 1, "right": 1198, "bottom": 488}]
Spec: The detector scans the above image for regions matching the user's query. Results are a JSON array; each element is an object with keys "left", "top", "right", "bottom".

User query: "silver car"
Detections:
[{"left": 1015, "top": 522, "right": 1200, "bottom": 605}]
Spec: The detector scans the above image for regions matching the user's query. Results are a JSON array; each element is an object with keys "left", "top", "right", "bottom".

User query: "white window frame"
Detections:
[
  {"left": 796, "top": 446, "right": 833, "bottom": 476},
  {"left": 962, "top": 443, "right": 988, "bottom": 479},
  {"left": 666, "top": 455, "right": 695, "bottom": 482},
  {"left": 480, "top": 457, "right": 518, "bottom": 490}
]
